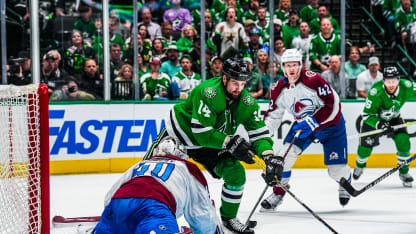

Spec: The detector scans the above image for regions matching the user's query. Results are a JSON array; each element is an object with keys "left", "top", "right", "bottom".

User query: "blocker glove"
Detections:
[
  {"left": 293, "top": 116, "right": 320, "bottom": 139},
  {"left": 262, "top": 152, "right": 284, "bottom": 186},
  {"left": 376, "top": 120, "right": 394, "bottom": 137},
  {"left": 225, "top": 135, "right": 254, "bottom": 164}
]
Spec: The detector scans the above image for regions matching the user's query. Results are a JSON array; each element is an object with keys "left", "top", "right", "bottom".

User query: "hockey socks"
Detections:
[{"left": 220, "top": 185, "right": 243, "bottom": 218}]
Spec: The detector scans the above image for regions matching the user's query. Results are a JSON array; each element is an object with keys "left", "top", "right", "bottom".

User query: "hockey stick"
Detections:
[
  {"left": 340, "top": 153, "right": 416, "bottom": 197},
  {"left": 244, "top": 131, "right": 301, "bottom": 227},
  {"left": 347, "top": 120, "right": 416, "bottom": 140},
  {"left": 52, "top": 215, "right": 101, "bottom": 228},
  {"left": 252, "top": 155, "right": 338, "bottom": 234}
]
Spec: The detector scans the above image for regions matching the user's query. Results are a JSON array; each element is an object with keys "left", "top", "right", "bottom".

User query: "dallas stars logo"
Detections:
[
  {"left": 204, "top": 87, "right": 217, "bottom": 98},
  {"left": 243, "top": 94, "right": 254, "bottom": 105},
  {"left": 225, "top": 33, "right": 235, "bottom": 43}
]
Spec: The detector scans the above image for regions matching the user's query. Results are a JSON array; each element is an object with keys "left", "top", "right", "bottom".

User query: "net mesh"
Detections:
[{"left": 0, "top": 84, "right": 41, "bottom": 234}]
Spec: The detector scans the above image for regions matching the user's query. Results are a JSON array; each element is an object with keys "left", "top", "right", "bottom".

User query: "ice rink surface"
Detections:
[{"left": 51, "top": 168, "right": 416, "bottom": 234}]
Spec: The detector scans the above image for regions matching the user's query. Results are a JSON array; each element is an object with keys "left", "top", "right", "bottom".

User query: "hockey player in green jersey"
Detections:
[
  {"left": 144, "top": 57, "right": 284, "bottom": 234},
  {"left": 353, "top": 66, "right": 416, "bottom": 187}
]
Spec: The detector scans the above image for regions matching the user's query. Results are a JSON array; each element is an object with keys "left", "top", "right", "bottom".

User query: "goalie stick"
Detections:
[
  {"left": 340, "top": 154, "right": 416, "bottom": 197},
  {"left": 52, "top": 215, "right": 101, "bottom": 228}
]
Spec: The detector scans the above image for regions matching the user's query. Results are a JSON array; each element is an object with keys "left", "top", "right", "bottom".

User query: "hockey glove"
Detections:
[
  {"left": 293, "top": 116, "right": 320, "bottom": 139},
  {"left": 376, "top": 120, "right": 394, "bottom": 138},
  {"left": 262, "top": 153, "right": 284, "bottom": 186},
  {"left": 225, "top": 135, "right": 255, "bottom": 164}
]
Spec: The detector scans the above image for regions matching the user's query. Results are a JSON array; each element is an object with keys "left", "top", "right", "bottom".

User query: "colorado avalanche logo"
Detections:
[
  {"left": 329, "top": 152, "right": 339, "bottom": 160},
  {"left": 290, "top": 98, "right": 316, "bottom": 120},
  {"left": 305, "top": 71, "right": 316, "bottom": 77}
]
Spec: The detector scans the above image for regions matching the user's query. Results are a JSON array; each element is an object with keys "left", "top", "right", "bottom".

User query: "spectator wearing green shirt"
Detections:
[
  {"left": 282, "top": 9, "right": 301, "bottom": 48},
  {"left": 394, "top": 0, "right": 416, "bottom": 51},
  {"left": 309, "top": 5, "right": 340, "bottom": 35},
  {"left": 273, "top": 0, "right": 291, "bottom": 25},
  {"left": 176, "top": 25, "right": 197, "bottom": 54},
  {"left": 73, "top": 5, "right": 96, "bottom": 45},
  {"left": 243, "top": 57, "right": 263, "bottom": 99},
  {"left": 242, "top": 0, "right": 260, "bottom": 23},
  {"left": 255, "top": 7, "right": 271, "bottom": 46},
  {"left": 382, "top": 0, "right": 415, "bottom": 46},
  {"left": 141, "top": 57, "right": 171, "bottom": 100},
  {"left": 300, "top": 0, "right": 319, "bottom": 23},
  {"left": 309, "top": 17, "right": 341, "bottom": 72}
]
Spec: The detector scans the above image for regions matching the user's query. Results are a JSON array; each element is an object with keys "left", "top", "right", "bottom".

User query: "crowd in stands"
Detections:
[{"left": 4, "top": 0, "right": 416, "bottom": 101}]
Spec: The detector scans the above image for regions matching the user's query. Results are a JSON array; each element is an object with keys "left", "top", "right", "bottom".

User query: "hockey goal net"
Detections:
[{"left": 0, "top": 84, "right": 49, "bottom": 234}]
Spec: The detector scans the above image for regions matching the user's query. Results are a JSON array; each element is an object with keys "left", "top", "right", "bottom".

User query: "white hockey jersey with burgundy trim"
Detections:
[
  {"left": 104, "top": 155, "right": 221, "bottom": 234},
  {"left": 264, "top": 69, "right": 341, "bottom": 133}
]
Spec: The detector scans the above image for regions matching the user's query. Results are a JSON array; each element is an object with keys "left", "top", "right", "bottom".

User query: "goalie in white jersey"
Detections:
[{"left": 93, "top": 136, "right": 223, "bottom": 234}]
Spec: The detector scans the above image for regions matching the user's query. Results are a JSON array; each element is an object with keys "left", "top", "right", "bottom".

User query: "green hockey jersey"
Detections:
[
  {"left": 363, "top": 79, "right": 416, "bottom": 127},
  {"left": 165, "top": 77, "right": 274, "bottom": 155}
]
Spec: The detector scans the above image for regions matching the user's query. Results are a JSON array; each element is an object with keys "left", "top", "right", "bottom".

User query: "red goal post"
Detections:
[{"left": 0, "top": 84, "right": 49, "bottom": 233}]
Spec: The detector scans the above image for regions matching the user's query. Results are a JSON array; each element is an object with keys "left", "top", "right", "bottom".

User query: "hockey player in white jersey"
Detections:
[
  {"left": 93, "top": 136, "right": 223, "bottom": 234},
  {"left": 260, "top": 49, "right": 352, "bottom": 211}
]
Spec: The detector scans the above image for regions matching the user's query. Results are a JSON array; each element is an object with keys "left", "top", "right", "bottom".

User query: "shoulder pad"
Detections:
[
  {"left": 369, "top": 88, "right": 378, "bottom": 96},
  {"left": 204, "top": 87, "right": 217, "bottom": 98},
  {"left": 243, "top": 94, "right": 255, "bottom": 106}
]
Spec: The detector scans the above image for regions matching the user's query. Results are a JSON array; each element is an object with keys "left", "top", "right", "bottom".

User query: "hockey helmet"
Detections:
[
  {"left": 383, "top": 66, "right": 399, "bottom": 79},
  {"left": 281, "top": 49, "right": 302, "bottom": 77},
  {"left": 223, "top": 58, "right": 251, "bottom": 81},
  {"left": 154, "top": 136, "right": 188, "bottom": 160},
  {"left": 281, "top": 48, "right": 302, "bottom": 68}
]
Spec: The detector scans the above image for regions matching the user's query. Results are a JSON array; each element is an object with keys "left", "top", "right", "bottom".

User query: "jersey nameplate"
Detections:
[
  {"left": 204, "top": 87, "right": 217, "bottom": 98},
  {"left": 243, "top": 94, "right": 254, "bottom": 106}
]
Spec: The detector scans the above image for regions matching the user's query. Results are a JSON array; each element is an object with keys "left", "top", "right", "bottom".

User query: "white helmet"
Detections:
[
  {"left": 281, "top": 49, "right": 302, "bottom": 76},
  {"left": 153, "top": 136, "right": 188, "bottom": 160}
]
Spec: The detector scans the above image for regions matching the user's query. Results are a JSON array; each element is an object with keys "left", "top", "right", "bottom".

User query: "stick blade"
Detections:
[{"left": 340, "top": 177, "right": 360, "bottom": 197}]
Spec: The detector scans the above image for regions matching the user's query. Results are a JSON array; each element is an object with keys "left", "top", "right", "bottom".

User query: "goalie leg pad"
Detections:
[{"left": 94, "top": 198, "right": 180, "bottom": 234}]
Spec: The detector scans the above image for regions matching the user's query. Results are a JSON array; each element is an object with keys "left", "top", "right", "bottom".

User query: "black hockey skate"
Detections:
[
  {"left": 353, "top": 167, "right": 364, "bottom": 180},
  {"left": 339, "top": 184, "right": 351, "bottom": 206},
  {"left": 260, "top": 185, "right": 288, "bottom": 212},
  {"left": 260, "top": 192, "right": 285, "bottom": 211},
  {"left": 399, "top": 173, "right": 414, "bottom": 187},
  {"left": 221, "top": 217, "right": 254, "bottom": 234}
]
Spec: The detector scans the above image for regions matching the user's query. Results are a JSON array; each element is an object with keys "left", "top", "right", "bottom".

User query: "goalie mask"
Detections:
[{"left": 153, "top": 136, "right": 188, "bottom": 160}]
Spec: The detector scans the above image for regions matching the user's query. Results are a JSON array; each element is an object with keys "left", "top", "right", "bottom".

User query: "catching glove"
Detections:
[
  {"left": 262, "top": 152, "right": 284, "bottom": 186},
  {"left": 225, "top": 135, "right": 254, "bottom": 164},
  {"left": 292, "top": 116, "right": 320, "bottom": 139}
]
